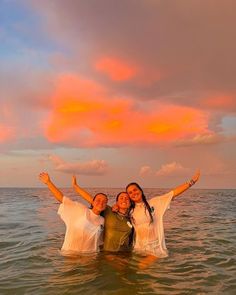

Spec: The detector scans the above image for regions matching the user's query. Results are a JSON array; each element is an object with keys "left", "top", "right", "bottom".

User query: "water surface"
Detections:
[{"left": 0, "top": 188, "right": 235, "bottom": 294}]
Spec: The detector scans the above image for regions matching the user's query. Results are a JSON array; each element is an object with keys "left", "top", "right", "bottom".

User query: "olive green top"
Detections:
[{"left": 103, "top": 206, "right": 133, "bottom": 252}]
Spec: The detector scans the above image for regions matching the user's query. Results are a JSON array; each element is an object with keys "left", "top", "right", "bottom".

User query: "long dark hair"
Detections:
[{"left": 125, "top": 182, "right": 153, "bottom": 224}]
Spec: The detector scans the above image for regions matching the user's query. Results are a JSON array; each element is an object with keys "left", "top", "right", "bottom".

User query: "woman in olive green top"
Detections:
[{"left": 72, "top": 176, "right": 133, "bottom": 252}]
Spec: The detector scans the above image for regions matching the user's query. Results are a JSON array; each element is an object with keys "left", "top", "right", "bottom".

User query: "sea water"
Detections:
[{"left": 0, "top": 188, "right": 235, "bottom": 295}]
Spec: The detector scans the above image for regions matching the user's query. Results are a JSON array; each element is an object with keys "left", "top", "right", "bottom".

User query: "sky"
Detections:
[{"left": 0, "top": 0, "right": 236, "bottom": 188}]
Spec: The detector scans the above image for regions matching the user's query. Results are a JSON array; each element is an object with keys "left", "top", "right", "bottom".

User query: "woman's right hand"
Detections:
[{"left": 39, "top": 172, "right": 50, "bottom": 185}]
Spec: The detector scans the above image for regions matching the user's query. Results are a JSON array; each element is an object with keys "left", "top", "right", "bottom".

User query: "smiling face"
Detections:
[
  {"left": 92, "top": 193, "right": 108, "bottom": 213},
  {"left": 116, "top": 192, "right": 131, "bottom": 210},
  {"left": 126, "top": 184, "right": 143, "bottom": 203}
]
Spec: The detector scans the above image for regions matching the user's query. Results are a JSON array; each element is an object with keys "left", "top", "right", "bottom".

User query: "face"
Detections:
[
  {"left": 126, "top": 185, "right": 143, "bottom": 203},
  {"left": 92, "top": 194, "right": 108, "bottom": 212},
  {"left": 117, "top": 193, "right": 131, "bottom": 209}
]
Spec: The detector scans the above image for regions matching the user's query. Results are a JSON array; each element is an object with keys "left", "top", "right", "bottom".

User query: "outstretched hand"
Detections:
[
  {"left": 39, "top": 172, "right": 50, "bottom": 185},
  {"left": 72, "top": 175, "right": 77, "bottom": 187},
  {"left": 191, "top": 170, "right": 200, "bottom": 184}
]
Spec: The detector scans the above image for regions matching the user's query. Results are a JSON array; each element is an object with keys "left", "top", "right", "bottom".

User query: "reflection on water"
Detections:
[{"left": 0, "top": 188, "right": 236, "bottom": 294}]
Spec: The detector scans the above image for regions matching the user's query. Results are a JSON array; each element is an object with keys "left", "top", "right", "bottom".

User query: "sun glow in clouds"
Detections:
[{"left": 43, "top": 74, "right": 212, "bottom": 148}]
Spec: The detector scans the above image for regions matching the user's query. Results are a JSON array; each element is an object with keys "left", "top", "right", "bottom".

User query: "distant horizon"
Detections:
[{"left": 1, "top": 186, "right": 235, "bottom": 190}]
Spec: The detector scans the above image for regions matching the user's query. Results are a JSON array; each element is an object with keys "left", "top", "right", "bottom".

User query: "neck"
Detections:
[
  {"left": 135, "top": 199, "right": 143, "bottom": 204},
  {"left": 92, "top": 207, "right": 101, "bottom": 215}
]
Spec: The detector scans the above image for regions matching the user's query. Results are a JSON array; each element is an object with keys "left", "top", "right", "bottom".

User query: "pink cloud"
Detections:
[
  {"left": 48, "top": 155, "right": 109, "bottom": 175},
  {"left": 201, "top": 94, "right": 236, "bottom": 112},
  {"left": 155, "top": 162, "right": 188, "bottom": 176},
  {"left": 0, "top": 105, "right": 16, "bottom": 143},
  {"left": 0, "top": 124, "right": 15, "bottom": 143},
  {"left": 175, "top": 133, "right": 224, "bottom": 147},
  {"left": 95, "top": 57, "right": 138, "bottom": 81},
  {"left": 139, "top": 166, "right": 152, "bottom": 176}
]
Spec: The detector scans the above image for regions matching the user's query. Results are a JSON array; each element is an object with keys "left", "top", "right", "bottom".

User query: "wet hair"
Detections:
[
  {"left": 116, "top": 191, "right": 128, "bottom": 202},
  {"left": 125, "top": 182, "right": 153, "bottom": 224},
  {"left": 116, "top": 192, "right": 134, "bottom": 215},
  {"left": 89, "top": 193, "right": 108, "bottom": 216}
]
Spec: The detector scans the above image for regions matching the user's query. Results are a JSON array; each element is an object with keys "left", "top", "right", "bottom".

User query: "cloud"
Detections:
[
  {"left": 155, "top": 162, "right": 188, "bottom": 177},
  {"left": 1, "top": 0, "right": 235, "bottom": 154},
  {"left": 0, "top": 104, "right": 16, "bottom": 143},
  {"left": 139, "top": 166, "right": 152, "bottom": 176},
  {"left": 200, "top": 94, "right": 236, "bottom": 112},
  {"left": 48, "top": 155, "right": 109, "bottom": 175},
  {"left": 175, "top": 133, "right": 224, "bottom": 147},
  {"left": 42, "top": 73, "right": 212, "bottom": 148},
  {"left": 0, "top": 124, "right": 15, "bottom": 143},
  {"left": 95, "top": 57, "right": 138, "bottom": 81},
  {"left": 28, "top": 0, "right": 236, "bottom": 99}
]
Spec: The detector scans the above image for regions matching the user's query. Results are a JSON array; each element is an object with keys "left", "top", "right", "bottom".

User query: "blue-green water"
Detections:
[{"left": 0, "top": 188, "right": 235, "bottom": 294}]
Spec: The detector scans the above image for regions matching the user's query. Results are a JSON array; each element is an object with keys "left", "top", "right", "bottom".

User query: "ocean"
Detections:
[{"left": 0, "top": 188, "right": 235, "bottom": 295}]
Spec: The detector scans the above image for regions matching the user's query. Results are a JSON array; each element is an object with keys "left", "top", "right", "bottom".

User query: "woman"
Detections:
[
  {"left": 126, "top": 170, "right": 200, "bottom": 260},
  {"left": 72, "top": 176, "right": 133, "bottom": 252},
  {"left": 39, "top": 172, "right": 107, "bottom": 254}
]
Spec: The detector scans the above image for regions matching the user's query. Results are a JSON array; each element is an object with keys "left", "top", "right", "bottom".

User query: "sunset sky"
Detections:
[{"left": 0, "top": 0, "right": 236, "bottom": 188}]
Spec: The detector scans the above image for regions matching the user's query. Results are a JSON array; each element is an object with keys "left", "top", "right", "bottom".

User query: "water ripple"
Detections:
[{"left": 0, "top": 188, "right": 235, "bottom": 294}]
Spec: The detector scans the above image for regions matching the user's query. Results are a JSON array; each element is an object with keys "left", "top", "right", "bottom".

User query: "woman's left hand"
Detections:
[
  {"left": 112, "top": 204, "right": 119, "bottom": 212},
  {"left": 72, "top": 175, "right": 77, "bottom": 187}
]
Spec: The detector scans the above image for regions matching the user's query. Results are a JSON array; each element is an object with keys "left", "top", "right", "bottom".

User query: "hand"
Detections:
[
  {"left": 112, "top": 204, "right": 119, "bottom": 212},
  {"left": 72, "top": 175, "right": 77, "bottom": 187},
  {"left": 39, "top": 172, "right": 51, "bottom": 185},
  {"left": 191, "top": 170, "right": 200, "bottom": 184}
]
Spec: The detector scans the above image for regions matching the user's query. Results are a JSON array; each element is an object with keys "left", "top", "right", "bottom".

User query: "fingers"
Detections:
[
  {"left": 72, "top": 175, "right": 76, "bottom": 184},
  {"left": 39, "top": 172, "right": 50, "bottom": 184},
  {"left": 192, "top": 170, "right": 200, "bottom": 183},
  {"left": 39, "top": 172, "right": 48, "bottom": 179}
]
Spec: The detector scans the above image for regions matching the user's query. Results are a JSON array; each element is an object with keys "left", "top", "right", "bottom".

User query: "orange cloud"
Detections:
[
  {"left": 0, "top": 105, "right": 16, "bottom": 143},
  {"left": 0, "top": 125, "right": 15, "bottom": 143},
  {"left": 43, "top": 74, "right": 212, "bottom": 147},
  {"left": 95, "top": 57, "right": 138, "bottom": 81}
]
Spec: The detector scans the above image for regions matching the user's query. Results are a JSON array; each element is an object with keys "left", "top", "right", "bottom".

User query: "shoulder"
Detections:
[
  {"left": 60, "top": 196, "right": 86, "bottom": 211},
  {"left": 150, "top": 190, "right": 174, "bottom": 206},
  {"left": 103, "top": 205, "right": 113, "bottom": 216}
]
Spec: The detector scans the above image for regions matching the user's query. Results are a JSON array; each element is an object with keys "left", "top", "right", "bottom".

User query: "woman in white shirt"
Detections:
[
  {"left": 125, "top": 170, "right": 200, "bottom": 265},
  {"left": 39, "top": 172, "right": 107, "bottom": 254}
]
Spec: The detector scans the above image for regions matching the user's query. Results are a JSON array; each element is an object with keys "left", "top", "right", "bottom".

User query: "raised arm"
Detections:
[
  {"left": 39, "top": 172, "right": 63, "bottom": 203},
  {"left": 173, "top": 170, "right": 200, "bottom": 198},
  {"left": 72, "top": 175, "right": 93, "bottom": 204}
]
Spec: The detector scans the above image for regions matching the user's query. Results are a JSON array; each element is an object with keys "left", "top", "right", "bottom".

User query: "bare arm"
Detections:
[
  {"left": 72, "top": 175, "right": 93, "bottom": 204},
  {"left": 39, "top": 172, "right": 63, "bottom": 203},
  {"left": 173, "top": 170, "right": 200, "bottom": 198}
]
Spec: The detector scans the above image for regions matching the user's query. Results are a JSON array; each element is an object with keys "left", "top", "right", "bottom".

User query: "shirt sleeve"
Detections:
[
  {"left": 58, "top": 196, "right": 86, "bottom": 225},
  {"left": 150, "top": 191, "right": 174, "bottom": 217}
]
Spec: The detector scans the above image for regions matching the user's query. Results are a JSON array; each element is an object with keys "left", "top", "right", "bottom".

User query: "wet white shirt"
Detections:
[
  {"left": 131, "top": 191, "right": 174, "bottom": 257},
  {"left": 58, "top": 196, "right": 104, "bottom": 253}
]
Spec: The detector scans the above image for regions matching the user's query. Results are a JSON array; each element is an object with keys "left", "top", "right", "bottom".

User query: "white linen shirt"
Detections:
[
  {"left": 131, "top": 191, "right": 174, "bottom": 257},
  {"left": 58, "top": 196, "right": 104, "bottom": 253}
]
